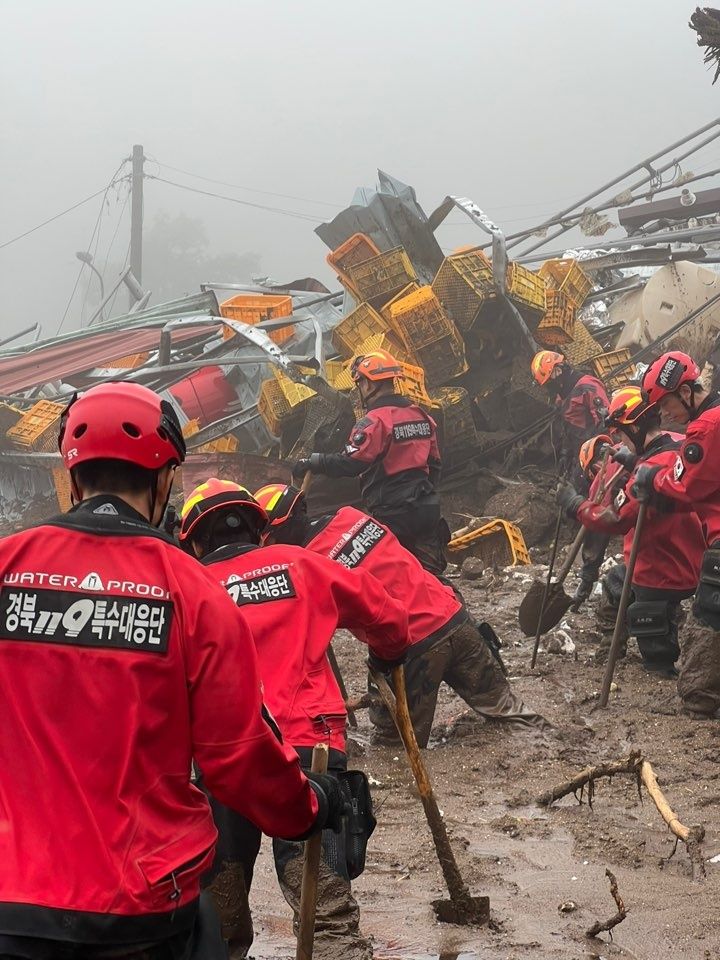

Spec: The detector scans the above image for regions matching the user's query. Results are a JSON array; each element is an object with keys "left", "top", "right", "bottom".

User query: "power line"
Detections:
[
  {"left": 99, "top": 186, "right": 131, "bottom": 278},
  {"left": 153, "top": 160, "right": 343, "bottom": 209},
  {"left": 146, "top": 174, "right": 322, "bottom": 222},
  {"left": 0, "top": 180, "right": 127, "bottom": 252}
]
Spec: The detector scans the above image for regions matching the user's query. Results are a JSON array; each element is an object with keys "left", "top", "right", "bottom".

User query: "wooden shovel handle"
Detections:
[{"left": 296, "top": 743, "right": 329, "bottom": 960}]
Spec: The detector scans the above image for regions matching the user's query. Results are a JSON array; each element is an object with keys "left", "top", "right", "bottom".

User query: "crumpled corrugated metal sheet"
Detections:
[
  {"left": 315, "top": 170, "right": 444, "bottom": 286},
  {"left": 0, "top": 292, "right": 222, "bottom": 395}
]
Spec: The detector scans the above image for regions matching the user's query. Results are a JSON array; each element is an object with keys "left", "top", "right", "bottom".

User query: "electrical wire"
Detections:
[
  {"left": 0, "top": 185, "right": 124, "bottom": 251},
  {"left": 57, "top": 161, "right": 129, "bottom": 334},
  {"left": 146, "top": 175, "right": 322, "bottom": 222},
  {"left": 153, "top": 160, "right": 344, "bottom": 209},
  {"left": 99, "top": 185, "right": 131, "bottom": 278},
  {"left": 105, "top": 239, "right": 131, "bottom": 318}
]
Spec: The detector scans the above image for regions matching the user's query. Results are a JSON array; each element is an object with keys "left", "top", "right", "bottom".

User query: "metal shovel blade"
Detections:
[
  {"left": 518, "top": 579, "right": 574, "bottom": 636},
  {"left": 432, "top": 896, "right": 490, "bottom": 925}
]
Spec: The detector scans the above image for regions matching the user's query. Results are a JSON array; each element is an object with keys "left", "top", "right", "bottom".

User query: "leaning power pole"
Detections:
[{"left": 129, "top": 144, "right": 144, "bottom": 308}]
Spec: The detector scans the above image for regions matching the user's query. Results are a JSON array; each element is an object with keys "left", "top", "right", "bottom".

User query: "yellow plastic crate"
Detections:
[
  {"left": 506, "top": 262, "right": 547, "bottom": 314},
  {"left": 380, "top": 282, "right": 421, "bottom": 323},
  {"left": 331, "top": 303, "right": 398, "bottom": 358},
  {"left": 535, "top": 288, "right": 576, "bottom": 346},
  {"left": 345, "top": 247, "right": 417, "bottom": 307},
  {"left": 591, "top": 349, "right": 634, "bottom": 390},
  {"left": 258, "top": 379, "right": 306, "bottom": 436},
  {"left": 272, "top": 368, "right": 316, "bottom": 408},
  {"left": 220, "top": 294, "right": 294, "bottom": 345},
  {"left": 562, "top": 322, "right": 603, "bottom": 366},
  {"left": 448, "top": 519, "right": 530, "bottom": 567},
  {"left": 389, "top": 286, "right": 460, "bottom": 350},
  {"left": 52, "top": 466, "right": 73, "bottom": 513},
  {"left": 6, "top": 400, "right": 65, "bottom": 452},
  {"left": 196, "top": 434, "right": 240, "bottom": 454},
  {"left": 431, "top": 250, "right": 495, "bottom": 332},
  {"left": 427, "top": 386, "right": 477, "bottom": 454},
  {"left": 538, "top": 259, "right": 592, "bottom": 307},
  {"left": 413, "top": 336, "right": 468, "bottom": 388},
  {"left": 0, "top": 402, "right": 23, "bottom": 437},
  {"left": 182, "top": 419, "right": 201, "bottom": 439}
]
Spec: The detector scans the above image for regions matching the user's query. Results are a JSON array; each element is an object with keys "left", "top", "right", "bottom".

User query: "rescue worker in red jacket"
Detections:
[
  {"left": 179, "top": 478, "right": 410, "bottom": 960},
  {"left": 558, "top": 386, "right": 704, "bottom": 675},
  {"left": 255, "top": 483, "right": 546, "bottom": 747},
  {"left": 630, "top": 351, "right": 720, "bottom": 715},
  {"left": 292, "top": 349, "right": 450, "bottom": 575},
  {"left": 0, "top": 383, "right": 345, "bottom": 960}
]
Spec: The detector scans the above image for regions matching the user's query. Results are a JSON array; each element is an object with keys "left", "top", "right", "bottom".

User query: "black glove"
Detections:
[
  {"left": 612, "top": 445, "right": 638, "bottom": 472},
  {"left": 631, "top": 464, "right": 661, "bottom": 502},
  {"left": 292, "top": 453, "right": 323, "bottom": 481},
  {"left": 556, "top": 481, "right": 584, "bottom": 518},
  {"left": 306, "top": 771, "right": 350, "bottom": 833},
  {"left": 367, "top": 650, "right": 407, "bottom": 675},
  {"left": 570, "top": 578, "right": 594, "bottom": 612}
]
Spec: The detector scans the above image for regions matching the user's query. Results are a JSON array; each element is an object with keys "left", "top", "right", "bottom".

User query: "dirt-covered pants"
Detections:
[
  {"left": 677, "top": 610, "right": 720, "bottom": 715},
  {"left": 273, "top": 753, "right": 372, "bottom": 960},
  {"left": 200, "top": 779, "right": 260, "bottom": 958},
  {"left": 369, "top": 619, "right": 545, "bottom": 747}
]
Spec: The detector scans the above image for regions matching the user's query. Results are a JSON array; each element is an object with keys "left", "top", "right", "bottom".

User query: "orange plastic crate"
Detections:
[
  {"left": 538, "top": 259, "right": 592, "bottom": 307},
  {"left": 327, "top": 233, "right": 381, "bottom": 286},
  {"left": 389, "top": 286, "right": 459, "bottom": 349},
  {"left": 220, "top": 294, "right": 294, "bottom": 345},
  {"left": 6, "top": 400, "right": 65, "bottom": 452},
  {"left": 52, "top": 466, "right": 73, "bottom": 513}
]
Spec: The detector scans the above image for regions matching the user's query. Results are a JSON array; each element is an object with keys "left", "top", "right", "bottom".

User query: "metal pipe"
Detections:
[{"left": 0, "top": 323, "right": 41, "bottom": 350}]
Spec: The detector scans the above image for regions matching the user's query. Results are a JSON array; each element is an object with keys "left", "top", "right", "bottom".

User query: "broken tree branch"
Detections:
[
  {"left": 537, "top": 751, "right": 706, "bottom": 877},
  {"left": 536, "top": 751, "right": 643, "bottom": 808},
  {"left": 586, "top": 869, "right": 627, "bottom": 939}
]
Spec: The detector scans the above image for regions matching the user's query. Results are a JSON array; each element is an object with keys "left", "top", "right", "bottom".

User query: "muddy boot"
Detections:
[
  {"left": 443, "top": 620, "right": 548, "bottom": 729},
  {"left": 204, "top": 862, "right": 253, "bottom": 959},
  {"left": 677, "top": 612, "right": 720, "bottom": 717},
  {"left": 273, "top": 827, "right": 372, "bottom": 960}
]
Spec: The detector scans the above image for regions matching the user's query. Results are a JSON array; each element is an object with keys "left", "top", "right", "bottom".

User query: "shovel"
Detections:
[
  {"left": 518, "top": 458, "right": 621, "bottom": 639},
  {"left": 598, "top": 500, "right": 648, "bottom": 708},
  {"left": 369, "top": 665, "right": 489, "bottom": 926},
  {"left": 296, "top": 742, "right": 329, "bottom": 960}
]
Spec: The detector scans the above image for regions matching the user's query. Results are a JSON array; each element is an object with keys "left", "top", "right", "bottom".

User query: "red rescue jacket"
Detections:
[
  {"left": 652, "top": 393, "right": 720, "bottom": 547},
  {"left": 313, "top": 395, "right": 441, "bottom": 512},
  {"left": 304, "top": 506, "right": 466, "bottom": 651},
  {"left": 0, "top": 497, "right": 317, "bottom": 945},
  {"left": 577, "top": 433, "right": 704, "bottom": 591},
  {"left": 203, "top": 542, "right": 409, "bottom": 752},
  {"left": 560, "top": 374, "right": 609, "bottom": 433}
]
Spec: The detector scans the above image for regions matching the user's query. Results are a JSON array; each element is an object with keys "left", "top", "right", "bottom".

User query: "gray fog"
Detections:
[{"left": 1, "top": 0, "right": 718, "bottom": 337}]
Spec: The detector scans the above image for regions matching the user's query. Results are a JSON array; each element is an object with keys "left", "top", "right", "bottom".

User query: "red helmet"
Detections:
[
  {"left": 254, "top": 483, "right": 304, "bottom": 526},
  {"left": 59, "top": 382, "right": 186, "bottom": 470},
  {"left": 530, "top": 350, "right": 564, "bottom": 386},
  {"left": 641, "top": 351, "right": 701, "bottom": 405},
  {"left": 350, "top": 350, "right": 403, "bottom": 383},
  {"left": 179, "top": 478, "right": 267, "bottom": 542},
  {"left": 578, "top": 433, "right": 613, "bottom": 476}
]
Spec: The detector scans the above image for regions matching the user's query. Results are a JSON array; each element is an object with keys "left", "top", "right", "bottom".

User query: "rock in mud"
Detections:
[{"left": 460, "top": 556, "right": 485, "bottom": 580}]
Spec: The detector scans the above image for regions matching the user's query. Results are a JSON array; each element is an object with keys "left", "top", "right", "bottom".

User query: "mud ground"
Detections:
[{"left": 248, "top": 561, "right": 720, "bottom": 960}]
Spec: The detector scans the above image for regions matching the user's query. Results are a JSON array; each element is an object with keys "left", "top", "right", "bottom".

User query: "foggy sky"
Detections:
[{"left": 2, "top": 0, "right": 719, "bottom": 340}]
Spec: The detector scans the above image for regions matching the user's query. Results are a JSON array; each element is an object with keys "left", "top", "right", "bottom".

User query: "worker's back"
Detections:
[
  {"left": 0, "top": 497, "right": 316, "bottom": 944},
  {"left": 304, "top": 505, "right": 465, "bottom": 649}
]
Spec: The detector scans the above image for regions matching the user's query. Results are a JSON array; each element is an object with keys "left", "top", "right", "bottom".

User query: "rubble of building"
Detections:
[{"left": 4, "top": 161, "right": 720, "bottom": 537}]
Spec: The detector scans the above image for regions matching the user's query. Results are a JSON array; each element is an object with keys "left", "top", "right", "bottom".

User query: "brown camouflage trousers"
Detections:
[
  {"left": 677, "top": 611, "right": 720, "bottom": 716},
  {"left": 369, "top": 619, "right": 546, "bottom": 747}
]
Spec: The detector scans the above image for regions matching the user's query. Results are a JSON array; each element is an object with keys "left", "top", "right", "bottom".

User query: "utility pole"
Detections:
[{"left": 129, "top": 144, "right": 144, "bottom": 309}]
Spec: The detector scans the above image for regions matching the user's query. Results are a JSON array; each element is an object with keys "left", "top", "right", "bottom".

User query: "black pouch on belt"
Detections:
[
  {"left": 694, "top": 546, "right": 720, "bottom": 630},
  {"left": 626, "top": 600, "right": 669, "bottom": 638},
  {"left": 339, "top": 770, "right": 377, "bottom": 880}
]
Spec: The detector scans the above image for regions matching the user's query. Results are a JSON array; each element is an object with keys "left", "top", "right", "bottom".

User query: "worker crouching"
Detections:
[
  {"left": 255, "top": 483, "right": 547, "bottom": 748},
  {"left": 180, "top": 479, "right": 411, "bottom": 960}
]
